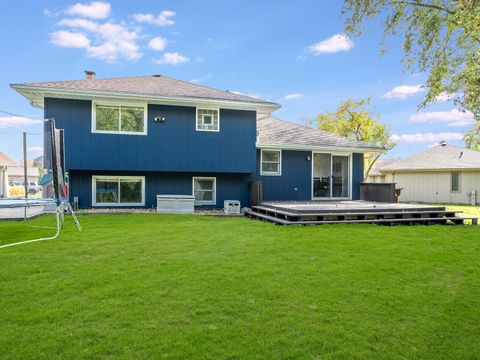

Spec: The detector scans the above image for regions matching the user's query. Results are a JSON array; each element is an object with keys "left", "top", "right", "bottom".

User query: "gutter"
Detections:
[{"left": 256, "top": 143, "right": 385, "bottom": 153}]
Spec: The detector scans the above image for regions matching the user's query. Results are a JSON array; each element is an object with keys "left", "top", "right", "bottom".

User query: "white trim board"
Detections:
[
  {"left": 11, "top": 85, "right": 279, "bottom": 112},
  {"left": 257, "top": 143, "right": 383, "bottom": 154}
]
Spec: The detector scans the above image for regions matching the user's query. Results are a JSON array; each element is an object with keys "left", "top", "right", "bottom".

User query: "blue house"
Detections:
[{"left": 11, "top": 73, "right": 380, "bottom": 209}]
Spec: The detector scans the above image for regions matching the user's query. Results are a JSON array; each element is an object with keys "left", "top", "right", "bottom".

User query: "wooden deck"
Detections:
[{"left": 245, "top": 201, "right": 478, "bottom": 226}]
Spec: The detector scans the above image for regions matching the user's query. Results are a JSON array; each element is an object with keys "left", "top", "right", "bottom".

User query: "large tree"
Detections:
[
  {"left": 313, "top": 98, "right": 394, "bottom": 179},
  {"left": 342, "top": 0, "right": 480, "bottom": 149}
]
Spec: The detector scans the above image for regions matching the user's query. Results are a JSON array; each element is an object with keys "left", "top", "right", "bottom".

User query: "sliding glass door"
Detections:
[{"left": 312, "top": 153, "right": 350, "bottom": 199}]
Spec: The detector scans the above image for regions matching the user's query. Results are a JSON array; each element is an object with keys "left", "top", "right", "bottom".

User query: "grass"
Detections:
[
  {"left": 1, "top": 214, "right": 479, "bottom": 359},
  {"left": 444, "top": 204, "right": 480, "bottom": 218}
]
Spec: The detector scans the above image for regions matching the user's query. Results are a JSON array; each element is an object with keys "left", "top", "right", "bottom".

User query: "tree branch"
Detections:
[{"left": 392, "top": 0, "right": 454, "bottom": 14}]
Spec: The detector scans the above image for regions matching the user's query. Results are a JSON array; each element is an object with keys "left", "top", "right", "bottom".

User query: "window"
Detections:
[
  {"left": 451, "top": 171, "right": 460, "bottom": 192},
  {"left": 93, "top": 176, "right": 145, "bottom": 206},
  {"left": 193, "top": 177, "right": 216, "bottom": 205},
  {"left": 261, "top": 149, "right": 281, "bottom": 176},
  {"left": 93, "top": 103, "right": 147, "bottom": 135},
  {"left": 196, "top": 108, "right": 219, "bottom": 131}
]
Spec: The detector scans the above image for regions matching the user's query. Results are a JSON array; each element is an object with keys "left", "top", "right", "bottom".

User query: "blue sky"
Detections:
[{"left": 0, "top": 0, "right": 474, "bottom": 161}]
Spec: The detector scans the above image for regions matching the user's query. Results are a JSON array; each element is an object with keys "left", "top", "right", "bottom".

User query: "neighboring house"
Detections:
[
  {"left": 11, "top": 74, "right": 381, "bottom": 209},
  {"left": 366, "top": 159, "right": 399, "bottom": 183},
  {"left": 7, "top": 166, "right": 40, "bottom": 185},
  {"left": 0, "top": 152, "right": 16, "bottom": 197},
  {"left": 380, "top": 143, "right": 480, "bottom": 205}
]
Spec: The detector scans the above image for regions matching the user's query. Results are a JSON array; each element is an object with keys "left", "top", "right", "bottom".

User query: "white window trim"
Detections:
[
  {"left": 260, "top": 149, "right": 282, "bottom": 176},
  {"left": 92, "top": 175, "right": 145, "bottom": 207},
  {"left": 196, "top": 107, "right": 220, "bottom": 132},
  {"left": 92, "top": 101, "right": 148, "bottom": 136},
  {"left": 192, "top": 176, "right": 216, "bottom": 205}
]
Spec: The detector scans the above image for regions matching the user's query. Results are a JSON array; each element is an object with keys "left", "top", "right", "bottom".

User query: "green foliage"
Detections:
[
  {"left": 343, "top": 0, "right": 480, "bottom": 149},
  {"left": 464, "top": 122, "right": 480, "bottom": 150},
  {"left": 313, "top": 98, "right": 394, "bottom": 178},
  {"left": 1, "top": 214, "right": 480, "bottom": 359}
]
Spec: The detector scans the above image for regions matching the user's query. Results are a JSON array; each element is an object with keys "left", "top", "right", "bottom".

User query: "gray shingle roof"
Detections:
[
  {"left": 11, "top": 75, "right": 279, "bottom": 108},
  {"left": 0, "top": 152, "right": 16, "bottom": 167},
  {"left": 369, "top": 159, "right": 399, "bottom": 176},
  {"left": 257, "top": 117, "right": 383, "bottom": 151},
  {"left": 380, "top": 143, "right": 480, "bottom": 172}
]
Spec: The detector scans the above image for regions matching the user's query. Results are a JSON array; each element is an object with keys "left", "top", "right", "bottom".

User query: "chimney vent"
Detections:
[
  {"left": 85, "top": 70, "right": 96, "bottom": 80},
  {"left": 439, "top": 140, "right": 447, "bottom": 146}
]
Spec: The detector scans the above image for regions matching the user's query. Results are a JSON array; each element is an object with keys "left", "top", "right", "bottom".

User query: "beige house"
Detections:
[
  {"left": 366, "top": 159, "right": 399, "bottom": 183},
  {"left": 380, "top": 143, "right": 480, "bottom": 205},
  {"left": 0, "top": 152, "right": 16, "bottom": 197}
]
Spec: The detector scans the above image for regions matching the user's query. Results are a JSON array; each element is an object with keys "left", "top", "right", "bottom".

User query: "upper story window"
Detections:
[
  {"left": 260, "top": 149, "right": 282, "bottom": 176},
  {"left": 93, "top": 102, "right": 147, "bottom": 135},
  {"left": 196, "top": 108, "right": 220, "bottom": 132}
]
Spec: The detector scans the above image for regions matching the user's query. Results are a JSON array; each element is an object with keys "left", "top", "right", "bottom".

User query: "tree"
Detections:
[
  {"left": 342, "top": 0, "right": 480, "bottom": 149},
  {"left": 464, "top": 122, "right": 480, "bottom": 150},
  {"left": 313, "top": 98, "right": 394, "bottom": 179}
]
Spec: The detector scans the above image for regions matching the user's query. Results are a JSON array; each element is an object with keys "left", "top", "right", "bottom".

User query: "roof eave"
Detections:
[
  {"left": 10, "top": 84, "right": 281, "bottom": 112},
  {"left": 380, "top": 167, "right": 480, "bottom": 172},
  {"left": 256, "top": 142, "right": 384, "bottom": 153}
]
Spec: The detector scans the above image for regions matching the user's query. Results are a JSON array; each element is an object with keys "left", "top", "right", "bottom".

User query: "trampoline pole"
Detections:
[{"left": 23, "top": 131, "right": 28, "bottom": 221}]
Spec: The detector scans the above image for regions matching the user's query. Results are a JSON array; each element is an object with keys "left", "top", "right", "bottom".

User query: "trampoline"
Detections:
[{"left": 0, "top": 119, "right": 82, "bottom": 249}]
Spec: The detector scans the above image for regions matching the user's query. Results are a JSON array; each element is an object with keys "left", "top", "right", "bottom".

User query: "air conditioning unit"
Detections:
[{"left": 224, "top": 200, "right": 241, "bottom": 215}]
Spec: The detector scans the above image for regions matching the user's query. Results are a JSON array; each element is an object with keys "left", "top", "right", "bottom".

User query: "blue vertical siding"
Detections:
[
  {"left": 45, "top": 98, "right": 257, "bottom": 173},
  {"left": 69, "top": 170, "right": 250, "bottom": 209},
  {"left": 252, "top": 150, "right": 312, "bottom": 201},
  {"left": 352, "top": 153, "right": 364, "bottom": 200}
]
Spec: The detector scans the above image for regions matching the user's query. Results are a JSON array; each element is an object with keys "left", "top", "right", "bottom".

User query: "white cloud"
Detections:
[
  {"left": 434, "top": 92, "right": 457, "bottom": 102},
  {"left": 391, "top": 132, "right": 464, "bottom": 144},
  {"left": 133, "top": 10, "right": 175, "bottom": 26},
  {"left": 54, "top": 20, "right": 141, "bottom": 62},
  {"left": 282, "top": 93, "right": 303, "bottom": 100},
  {"left": 66, "top": 1, "right": 111, "bottom": 19},
  {"left": 27, "top": 146, "right": 44, "bottom": 155},
  {"left": 308, "top": 34, "right": 353, "bottom": 54},
  {"left": 58, "top": 18, "right": 98, "bottom": 31},
  {"left": 154, "top": 52, "right": 189, "bottom": 65},
  {"left": 148, "top": 36, "right": 167, "bottom": 51},
  {"left": 50, "top": 30, "right": 90, "bottom": 48},
  {"left": 0, "top": 116, "right": 42, "bottom": 128},
  {"left": 381, "top": 84, "right": 423, "bottom": 99},
  {"left": 410, "top": 109, "right": 474, "bottom": 127}
]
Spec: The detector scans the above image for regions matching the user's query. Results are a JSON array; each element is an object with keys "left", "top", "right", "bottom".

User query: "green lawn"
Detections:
[{"left": 1, "top": 214, "right": 479, "bottom": 359}]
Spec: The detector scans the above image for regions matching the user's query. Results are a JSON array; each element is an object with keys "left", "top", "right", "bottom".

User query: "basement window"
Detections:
[
  {"left": 193, "top": 177, "right": 216, "bottom": 205},
  {"left": 451, "top": 171, "right": 460, "bottom": 192},
  {"left": 93, "top": 103, "right": 147, "bottom": 135},
  {"left": 196, "top": 108, "right": 219, "bottom": 132},
  {"left": 93, "top": 176, "right": 145, "bottom": 206},
  {"left": 261, "top": 149, "right": 282, "bottom": 176}
]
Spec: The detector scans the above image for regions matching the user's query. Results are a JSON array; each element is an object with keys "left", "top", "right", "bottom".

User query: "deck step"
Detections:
[
  {"left": 245, "top": 209, "right": 476, "bottom": 226},
  {"left": 251, "top": 205, "right": 460, "bottom": 218}
]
